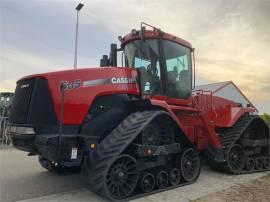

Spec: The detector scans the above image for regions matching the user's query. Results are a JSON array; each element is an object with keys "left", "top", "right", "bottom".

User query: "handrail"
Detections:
[{"left": 192, "top": 89, "right": 217, "bottom": 118}]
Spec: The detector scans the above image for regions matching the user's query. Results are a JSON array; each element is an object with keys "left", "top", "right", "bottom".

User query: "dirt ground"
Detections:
[{"left": 191, "top": 174, "right": 270, "bottom": 202}]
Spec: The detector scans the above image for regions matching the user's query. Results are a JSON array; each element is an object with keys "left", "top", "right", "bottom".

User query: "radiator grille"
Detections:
[{"left": 9, "top": 79, "right": 36, "bottom": 124}]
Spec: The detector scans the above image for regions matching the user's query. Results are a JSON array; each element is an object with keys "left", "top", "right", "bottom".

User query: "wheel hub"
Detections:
[
  {"left": 117, "top": 171, "right": 125, "bottom": 182},
  {"left": 111, "top": 167, "right": 127, "bottom": 185}
]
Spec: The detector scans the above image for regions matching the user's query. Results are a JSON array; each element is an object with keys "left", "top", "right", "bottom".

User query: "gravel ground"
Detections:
[
  {"left": 191, "top": 174, "right": 270, "bottom": 202},
  {"left": 1, "top": 148, "right": 269, "bottom": 202},
  {"left": 0, "top": 148, "right": 83, "bottom": 202}
]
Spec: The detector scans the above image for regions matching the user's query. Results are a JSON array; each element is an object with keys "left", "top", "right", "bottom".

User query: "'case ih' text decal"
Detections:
[
  {"left": 82, "top": 77, "right": 137, "bottom": 87},
  {"left": 111, "top": 77, "right": 136, "bottom": 84}
]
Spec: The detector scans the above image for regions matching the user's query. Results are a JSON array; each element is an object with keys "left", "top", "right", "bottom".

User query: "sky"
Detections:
[{"left": 0, "top": 0, "right": 269, "bottom": 113}]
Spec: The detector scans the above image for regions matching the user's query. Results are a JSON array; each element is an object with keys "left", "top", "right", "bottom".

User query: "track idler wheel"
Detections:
[
  {"left": 156, "top": 170, "right": 168, "bottom": 189},
  {"left": 180, "top": 148, "right": 201, "bottom": 182},
  {"left": 255, "top": 157, "right": 263, "bottom": 170},
  {"left": 105, "top": 155, "right": 139, "bottom": 200},
  {"left": 140, "top": 172, "right": 155, "bottom": 193},
  {"left": 245, "top": 158, "right": 255, "bottom": 171},
  {"left": 227, "top": 144, "right": 246, "bottom": 173},
  {"left": 264, "top": 157, "right": 270, "bottom": 169},
  {"left": 169, "top": 168, "right": 181, "bottom": 186}
]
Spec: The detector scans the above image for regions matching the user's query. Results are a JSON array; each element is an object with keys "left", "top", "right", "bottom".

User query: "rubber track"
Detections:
[
  {"left": 218, "top": 115, "right": 270, "bottom": 174},
  {"left": 82, "top": 110, "right": 197, "bottom": 201}
]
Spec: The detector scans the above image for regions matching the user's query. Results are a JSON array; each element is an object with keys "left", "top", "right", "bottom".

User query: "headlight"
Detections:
[{"left": 7, "top": 126, "right": 36, "bottom": 135}]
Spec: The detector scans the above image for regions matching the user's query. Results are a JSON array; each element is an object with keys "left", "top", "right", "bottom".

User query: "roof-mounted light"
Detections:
[
  {"left": 131, "top": 29, "right": 138, "bottom": 36},
  {"left": 118, "top": 35, "right": 123, "bottom": 42}
]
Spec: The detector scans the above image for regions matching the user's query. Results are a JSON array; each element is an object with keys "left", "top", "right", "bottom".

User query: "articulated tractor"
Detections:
[{"left": 7, "top": 23, "right": 269, "bottom": 201}]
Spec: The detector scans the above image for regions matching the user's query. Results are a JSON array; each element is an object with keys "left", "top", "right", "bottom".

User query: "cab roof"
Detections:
[{"left": 121, "top": 29, "right": 192, "bottom": 49}]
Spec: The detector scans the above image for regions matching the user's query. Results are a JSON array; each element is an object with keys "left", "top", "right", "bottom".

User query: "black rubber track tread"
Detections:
[
  {"left": 82, "top": 110, "right": 198, "bottom": 201},
  {"left": 216, "top": 114, "right": 270, "bottom": 174}
]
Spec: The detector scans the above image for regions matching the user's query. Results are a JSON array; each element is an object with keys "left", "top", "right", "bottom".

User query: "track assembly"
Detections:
[
  {"left": 212, "top": 115, "right": 270, "bottom": 174},
  {"left": 82, "top": 111, "right": 201, "bottom": 201}
]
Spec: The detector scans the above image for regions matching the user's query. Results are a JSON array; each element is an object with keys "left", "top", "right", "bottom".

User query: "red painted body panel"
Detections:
[
  {"left": 193, "top": 94, "right": 255, "bottom": 127},
  {"left": 150, "top": 93, "right": 256, "bottom": 150},
  {"left": 20, "top": 67, "right": 140, "bottom": 124},
  {"left": 16, "top": 67, "right": 256, "bottom": 150},
  {"left": 19, "top": 67, "right": 256, "bottom": 150}
]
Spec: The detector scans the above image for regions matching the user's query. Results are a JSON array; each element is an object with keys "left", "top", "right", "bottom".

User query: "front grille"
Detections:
[
  {"left": 9, "top": 79, "right": 36, "bottom": 124},
  {"left": 9, "top": 77, "right": 58, "bottom": 125}
]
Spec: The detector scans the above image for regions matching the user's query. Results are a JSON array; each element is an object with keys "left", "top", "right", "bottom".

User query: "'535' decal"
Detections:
[{"left": 60, "top": 79, "right": 81, "bottom": 90}]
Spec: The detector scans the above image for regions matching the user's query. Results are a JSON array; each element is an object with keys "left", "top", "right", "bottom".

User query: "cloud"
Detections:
[
  {"left": 0, "top": 46, "right": 97, "bottom": 91},
  {"left": 1, "top": 0, "right": 269, "bottom": 112},
  {"left": 78, "top": 0, "right": 270, "bottom": 105},
  {"left": 195, "top": 12, "right": 270, "bottom": 102},
  {"left": 0, "top": 47, "right": 60, "bottom": 91}
]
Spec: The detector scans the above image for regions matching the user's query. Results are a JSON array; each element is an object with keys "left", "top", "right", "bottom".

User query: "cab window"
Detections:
[{"left": 163, "top": 40, "right": 192, "bottom": 99}]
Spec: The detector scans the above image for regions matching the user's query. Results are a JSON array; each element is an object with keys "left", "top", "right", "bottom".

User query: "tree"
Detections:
[{"left": 260, "top": 113, "right": 270, "bottom": 126}]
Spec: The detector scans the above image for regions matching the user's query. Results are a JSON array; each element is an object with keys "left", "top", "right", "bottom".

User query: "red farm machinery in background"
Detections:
[{"left": 7, "top": 23, "right": 269, "bottom": 201}]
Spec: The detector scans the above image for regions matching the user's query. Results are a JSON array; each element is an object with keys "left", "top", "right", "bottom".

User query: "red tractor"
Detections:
[{"left": 7, "top": 23, "right": 269, "bottom": 201}]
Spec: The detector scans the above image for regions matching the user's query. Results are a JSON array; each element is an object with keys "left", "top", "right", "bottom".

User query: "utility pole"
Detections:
[{"left": 74, "top": 3, "right": 84, "bottom": 69}]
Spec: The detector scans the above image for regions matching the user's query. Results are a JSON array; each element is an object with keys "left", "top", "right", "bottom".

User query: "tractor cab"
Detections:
[{"left": 101, "top": 23, "right": 195, "bottom": 100}]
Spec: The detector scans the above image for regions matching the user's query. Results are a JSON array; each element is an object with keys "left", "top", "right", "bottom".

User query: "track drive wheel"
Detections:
[
  {"left": 140, "top": 172, "right": 155, "bottom": 193},
  {"left": 245, "top": 158, "right": 255, "bottom": 171},
  {"left": 226, "top": 144, "right": 246, "bottom": 173},
  {"left": 105, "top": 155, "right": 139, "bottom": 200},
  {"left": 180, "top": 148, "right": 201, "bottom": 182}
]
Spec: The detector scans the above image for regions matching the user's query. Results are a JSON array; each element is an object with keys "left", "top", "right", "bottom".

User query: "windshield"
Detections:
[
  {"left": 124, "top": 39, "right": 192, "bottom": 98},
  {"left": 125, "top": 39, "right": 162, "bottom": 94}
]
